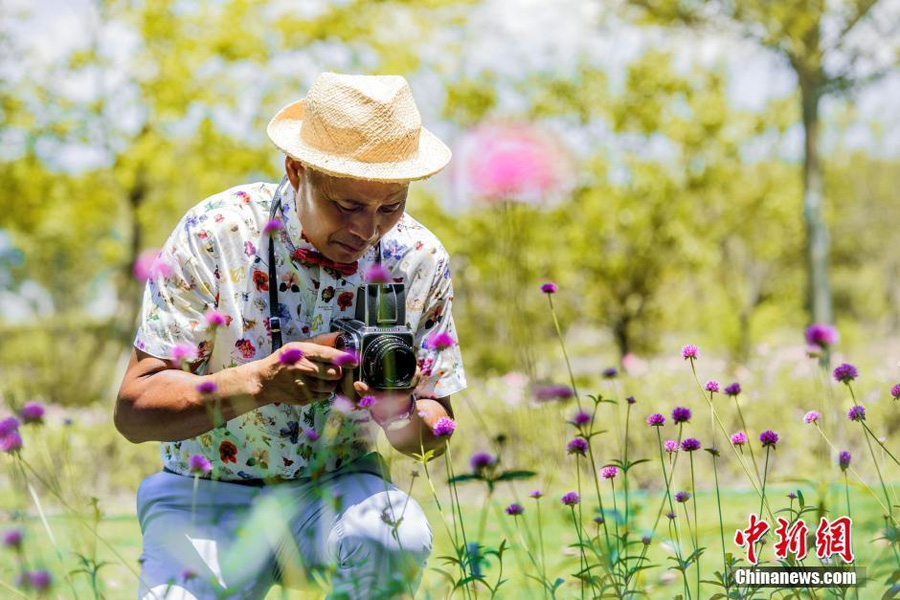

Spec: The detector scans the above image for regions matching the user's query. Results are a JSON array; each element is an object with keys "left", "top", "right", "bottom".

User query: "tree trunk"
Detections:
[{"left": 799, "top": 73, "right": 833, "bottom": 325}]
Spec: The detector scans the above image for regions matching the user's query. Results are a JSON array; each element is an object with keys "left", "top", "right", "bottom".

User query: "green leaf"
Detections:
[
  {"left": 447, "top": 473, "right": 483, "bottom": 484},
  {"left": 495, "top": 470, "right": 537, "bottom": 481}
]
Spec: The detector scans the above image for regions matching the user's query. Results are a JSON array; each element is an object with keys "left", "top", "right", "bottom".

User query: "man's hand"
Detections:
[
  {"left": 343, "top": 366, "right": 423, "bottom": 426},
  {"left": 254, "top": 332, "right": 349, "bottom": 406}
]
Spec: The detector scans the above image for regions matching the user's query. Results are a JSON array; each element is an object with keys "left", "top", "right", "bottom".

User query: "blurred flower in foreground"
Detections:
[
  {"left": 839, "top": 451, "right": 851, "bottom": 471},
  {"left": 433, "top": 417, "right": 456, "bottom": 437},
  {"left": 133, "top": 248, "right": 173, "bottom": 282},
  {"left": 803, "top": 410, "right": 821, "bottom": 424},
  {"left": 189, "top": 454, "right": 212, "bottom": 476},
  {"left": 561, "top": 491, "right": 580, "bottom": 506},
  {"left": 725, "top": 382, "right": 741, "bottom": 397},
  {"left": 505, "top": 503, "right": 524, "bottom": 516},
  {"left": 540, "top": 282, "right": 558, "bottom": 294},
  {"left": 534, "top": 384, "right": 574, "bottom": 402},
  {"left": 20, "top": 403, "right": 44, "bottom": 425},
  {"left": 805, "top": 324, "right": 838, "bottom": 349}
]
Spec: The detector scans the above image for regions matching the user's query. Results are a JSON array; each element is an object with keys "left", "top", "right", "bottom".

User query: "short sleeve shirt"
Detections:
[{"left": 134, "top": 181, "right": 467, "bottom": 480}]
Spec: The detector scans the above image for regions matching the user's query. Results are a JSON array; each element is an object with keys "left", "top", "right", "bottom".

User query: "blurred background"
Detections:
[{"left": 2, "top": 0, "right": 900, "bottom": 596}]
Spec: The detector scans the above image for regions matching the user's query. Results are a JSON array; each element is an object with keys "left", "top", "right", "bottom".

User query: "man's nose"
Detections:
[{"left": 348, "top": 213, "right": 378, "bottom": 242}]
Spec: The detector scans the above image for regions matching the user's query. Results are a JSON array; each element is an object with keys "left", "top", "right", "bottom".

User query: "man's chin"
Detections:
[{"left": 330, "top": 241, "right": 366, "bottom": 261}]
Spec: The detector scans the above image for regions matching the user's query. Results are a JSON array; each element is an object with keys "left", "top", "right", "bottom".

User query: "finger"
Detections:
[
  {"left": 354, "top": 381, "right": 369, "bottom": 395},
  {"left": 303, "top": 331, "right": 341, "bottom": 348},
  {"left": 293, "top": 359, "right": 343, "bottom": 381},
  {"left": 341, "top": 369, "right": 357, "bottom": 401}
]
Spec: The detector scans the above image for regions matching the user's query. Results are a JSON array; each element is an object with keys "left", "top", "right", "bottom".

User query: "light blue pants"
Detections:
[{"left": 136, "top": 455, "right": 433, "bottom": 599}]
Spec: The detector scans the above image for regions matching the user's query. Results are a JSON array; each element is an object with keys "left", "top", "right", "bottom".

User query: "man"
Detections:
[{"left": 115, "top": 72, "right": 467, "bottom": 599}]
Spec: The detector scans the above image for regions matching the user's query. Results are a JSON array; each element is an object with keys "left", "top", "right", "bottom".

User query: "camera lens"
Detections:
[{"left": 363, "top": 335, "right": 417, "bottom": 389}]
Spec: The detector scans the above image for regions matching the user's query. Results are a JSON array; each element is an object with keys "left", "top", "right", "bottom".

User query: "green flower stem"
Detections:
[
  {"left": 535, "top": 499, "right": 549, "bottom": 600},
  {"left": 585, "top": 443, "right": 617, "bottom": 590},
  {"left": 545, "top": 293, "right": 582, "bottom": 410},
  {"left": 755, "top": 446, "right": 771, "bottom": 565},
  {"left": 623, "top": 401, "right": 632, "bottom": 580},
  {"left": 654, "top": 428, "right": 691, "bottom": 600},
  {"left": 689, "top": 452, "right": 700, "bottom": 600},
  {"left": 569, "top": 506, "right": 588, "bottom": 600},
  {"left": 711, "top": 452, "right": 729, "bottom": 595},
  {"left": 444, "top": 444, "right": 476, "bottom": 600},
  {"left": 861, "top": 421, "right": 900, "bottom": 470},
  {"left": 812, "top": 423, "right": 888, "bottom": 513}
]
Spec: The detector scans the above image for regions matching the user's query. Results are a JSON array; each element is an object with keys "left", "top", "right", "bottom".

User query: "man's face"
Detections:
[{"left": 285, "top": 157, "right": 409, "bottom": 263}]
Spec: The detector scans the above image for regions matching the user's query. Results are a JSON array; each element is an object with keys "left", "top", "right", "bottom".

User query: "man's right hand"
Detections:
[{"left": 254, "top": 332, "right": 351, "bottom": 406}]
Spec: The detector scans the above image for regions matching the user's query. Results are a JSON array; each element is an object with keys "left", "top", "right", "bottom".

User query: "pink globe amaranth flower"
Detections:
[
  {"left": 571, "top": 410, "right": 592, "bottom": 426},
  {"left": 803, "top": 410, "right": 821, "bottom": 424},
  {"left": 646, "top": 413, "right": 665, "bottom": 427},
  {"left": 593, "top": 515, "right": 605, "bottom": 524},
  {"left": 188, "top": 454, "right": 212, "bottom": 476},
  {"left": 171, "top": 343, "right": 198, "bottom": 364},
  {"left": 838, "top": 451, "right": 851, "bottom": 471},
  {"left": 561, "top": 491, "right": 580, "bottom": 506},
  {"left": 846, "top": 405, "right": 866, "bottom": 422},
  {"left": 28, "top": 570, "right": 52, "bottom": 591},
  {"left": 891, "top": 384, "right": 900, "bottom": 400},
  {"left": 331, "top": 395, "right": 355, "bottom": 415},
  {"left": 0, "top": 416, "right": 20, "bottom": 437},
  {"left": 182, "top": 568, "right": 197, "bottom": 581},
  {"left": 3, "top": 529, "right": 23, "bottom": 549},
  {"left": 279, "top": 348, "right": 304, "bottom": 365},
  {"left": 664, "top": 440, "right": 678, "bottom": 454},
  {"left": 602, "top": 367, "right": 618, "bottom": 379},
  {"left": 334, "top": 351, "right": 359, "bottom": 367},
  {"left": 704, "top": 380, "right": 720, "bottom": 393},
  {"left": 205, "top": 310, "right": 227, "bottom": 327},
  {"left": 263, "top": 218, "right": 283, "bottom": 235},
  {"left": 805, "top": 323, "right": 838, "bottom": 349},
  {"left": 680, "top": 438, "right": 701, "bottom": 452},
  {"left": 433, "top": 416, "right": 456, "bottom": 437},
  {"left": 681, "top": 344, "right": 699, "bottom": 360},
  {"left": 724, "top": 382, "right": 741, "bottom": 396},
  {"left": 541, "top": 282, "right": 558, "bottom": 294},
  {"left": 304, "top": 428, "right": 319, "bottom": 442},
  {"left": 470, "top": 452, "right": 497, "bottom": 471},
  {"left": 675, "top": 491, "right": 691, "bottom": 503},
  {"left": 730, "top": 431, "right": 747, "bottom": 446},
  {"left": 1, "top": 431, "right": 23, "bottom": 454},
  {"left": 133, "top": 248, "right": 173, "bottom": 282},
  {"left": 196, "top": 381, "right": 217, "bottom": 395},
  {"left": 535, "top": 384, "right": 574, "bottom": 402},
  {"left": 20, "top": 402, "right": 44, "bottom": 425},
  {"left": 759, "top": 429, "right": 779, "bottom": 448},
  {"left": 505, "top": 503, "right": 525, "bottom": 516},
  {"left": 567, "top": 438, "right": 588, "bottom": 456},
  {"left": 666, "top": 510, "right": 676, "bottom": 520},
  {"left": 601, "top": 466, "right": 618, "bottom": 479},
  {"left": 672, "top": 407, "right": 692, "bottom": 424},
  {"left": 425, "top": 331, "right": 456, "bottom": 352},
  {"left": 364, "top": 264, "right": 391, "bottom": 284},
  {"left": 625, "top": 396, "right": 636, "bottom": 405},
  {"left": 529, "top": 490, "right": 543, "bottom": 499},
  {"left": 832, "top": 363, "right": 858, "bottom": 384},
  {"left": 358, "top": 396, "right": 376, "bottom": 409}
]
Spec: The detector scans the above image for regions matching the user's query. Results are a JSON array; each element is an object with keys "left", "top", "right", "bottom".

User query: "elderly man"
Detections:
[{"left": 115, "top": 72, "right": 467, "bottom": 600}]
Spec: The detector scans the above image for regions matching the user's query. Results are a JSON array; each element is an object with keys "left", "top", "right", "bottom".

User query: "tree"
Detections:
[{"left": 625, "top": 0, "right": 900, "bottom": 326}]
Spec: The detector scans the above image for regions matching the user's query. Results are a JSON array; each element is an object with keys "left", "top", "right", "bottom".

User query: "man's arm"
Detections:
[{"left": 383, "top": 395, "right": 454, "bottom": 459}]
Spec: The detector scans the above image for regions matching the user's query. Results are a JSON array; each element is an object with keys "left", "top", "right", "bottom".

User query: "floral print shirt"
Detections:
[{"left": 134, "top": 180, "right": 467, "bottom": 480}]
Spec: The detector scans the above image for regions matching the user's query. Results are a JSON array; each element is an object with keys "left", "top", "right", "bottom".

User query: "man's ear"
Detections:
[{"left": 285, "top": 155, "right": 304, "bottom": 189}]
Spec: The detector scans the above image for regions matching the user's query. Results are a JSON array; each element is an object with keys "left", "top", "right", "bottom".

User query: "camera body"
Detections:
[{"left": 331, "top": 282, "right": 418, "bottom": 390}]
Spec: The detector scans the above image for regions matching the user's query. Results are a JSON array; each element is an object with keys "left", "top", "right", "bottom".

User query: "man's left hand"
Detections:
[{"left": 342, "top": 366, "right": 423, "bottom": 426}]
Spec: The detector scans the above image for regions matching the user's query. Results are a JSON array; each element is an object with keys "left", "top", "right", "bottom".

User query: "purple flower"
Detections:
[
  {"left": 304, "top": 428, "right": 319, "bottom": 442},
  {"left": 759, "top": 429, "right": 779, "bottom": 448},
  {"left": 534, "top": 384, "right": 574, "bottom": 402},
  {"left": 846, "top": 405, "right": 866, "bottom": 422},
  {"left": 839, "top": 451, "right": 851, "bottom": 471},
  {"left": 602, "top": 367, "right": 618, "bottom": 379},
  {"left": 567, "top": 438, "right": 589, "bottom": 456},
  {"left": 541, "top": 282, "right": 558, "bottom": 294},
  {"left": 666, "top": 510, "right": 676, "bottom": 520},
  {"left": 188, "top": 454, "right": 212, "bottom": 476},
  {"left": 433, "top": 416, "right": 456, "bottom": 437},
  {"left": 279, "top": 348, "right": 304, "bottom": 365},
  {"left": 672, "top": 407, "right": 692, "bottom": 424},
  {"left": 681, "top": 344, "right": 699, "bottom": 360},
  {"left": 664, "top": 440, "right": 678, "bottom": 454},
  {"left": 681, "top": 438, "right": 701, "bottom": 452},
  {"left": 358, "top": 396, "right": 376, "bottom": 408},
  {"left": 196, "top": 381, "right": 217, "bottom": 395},
  {"left": 529, "top": 490, "right": 543, "bottom": 499},
  {"left": 505, "top": 503, "right": 525, "bottom": 516},
  {"left": 334, "top": 351, "right": 359, "bottom": 367},
  {"left": 594, "top": 515, "right": 605, "bottom": 524},
  {"left": 675, "top": 491, "right": 691, "bottom": 503},
  {"left": 891, "top": 384, "right": 900, "bottom": 400},
  {"left": 0, "top": 417, "right": 19, "bottom": 437},
  {"left": 641, "top": 535, "right": 652, "bottom": 545},
  {"left": 730, "top": 431, "right": 747, "bottom": 446},
  {"left": 787, "top": 492, "right": 798, "bottom": 500},
  {"left": 803, "top": 410, "right": 821, "bottom": 424},
  {"left": 601, "top": 466, "right": 618, "bottom": 479},
  {"left": 20, "top": 402, "right": 44, "bottom": 425},
  {"left": 571, "top": 410, "right": 592, "bottom": 426},
  {"left": 724, "top": 382, "right": 742, "bottom": 396},
  {"left": 561, "top": 491, "right": 580, "bottom": 506},
  {"left": 833, "top": 363, "right": 858, "bottom": 384},
  {"left": 28, "top": 570, "right": 52, "bottom": 591},
  {"left": 1, "top": 431, "right": 23, "bottom": 454},
  {"left": 181, "top": 568, "right": 197, "bottom": 581},
  {"left": 263, "top": 218, "right": 283, "bottom": 235},
  {"left": 470, "top": 452, "right": 497, "bottom": 472},
  {"left": 626, "top": 396, "right": 636, "bottom": 404},
  {"left": 425, "top": 331, "right": 456, "bottom": 351},
  {"left": 3, "top": 529, "right": 23, "bottom": 549},
  {"left": 805, "top": 323, "right": 838, "bottom": 349},
  {"left": 364, "top": 263, "right": 391, "bottom": 284},
  {"left": 646, "top": 413, "right": 665, "bottom": 427},
  {"left": 205, "top": 310, "right": 227, "bottom": 327},
  {"left": 704, "top": 380, "right": 720, "bottom": 393},
  {"left": 171, "top": 342, "right": 198, "bottom": 364}
]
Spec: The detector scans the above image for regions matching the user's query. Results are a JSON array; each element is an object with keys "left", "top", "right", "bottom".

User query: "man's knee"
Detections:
[{"left": 337, "top": 489, "right": 433, "bottom": 562}]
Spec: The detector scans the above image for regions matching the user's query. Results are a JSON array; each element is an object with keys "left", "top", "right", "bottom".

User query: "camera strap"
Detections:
[{"left": 267, "top": 175, "right": 382, "bottom": 354}]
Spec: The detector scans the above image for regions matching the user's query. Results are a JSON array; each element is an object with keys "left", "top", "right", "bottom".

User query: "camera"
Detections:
[{"left": 331, "top": 282, "right": 418, "bottom": 390}]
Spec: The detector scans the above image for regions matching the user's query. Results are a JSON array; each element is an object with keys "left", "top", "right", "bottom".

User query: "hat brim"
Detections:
[{"left": 266, "top": 99, "right": 452, "bottom": 183}]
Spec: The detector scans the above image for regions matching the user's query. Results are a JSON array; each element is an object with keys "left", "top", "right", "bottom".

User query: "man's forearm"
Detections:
[
  {"left": 383, "top": 397, "right": 453, "bottom": 458},
  {"left": 115, "top": 361, "right": 263, "bottom": 443}
]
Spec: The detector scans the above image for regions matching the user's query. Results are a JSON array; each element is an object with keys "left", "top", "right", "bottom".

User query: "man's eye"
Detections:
[
  {"left": 380, "top": 204, "right": 402, "bottom": 214},
  {"left": 335, "top": 202, "right": 357, "bottom": 212}
]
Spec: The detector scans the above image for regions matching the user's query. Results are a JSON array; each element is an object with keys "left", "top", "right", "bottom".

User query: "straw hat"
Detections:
[{"left": 266, "top": 72, "right": 452, "bottom": 183}]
